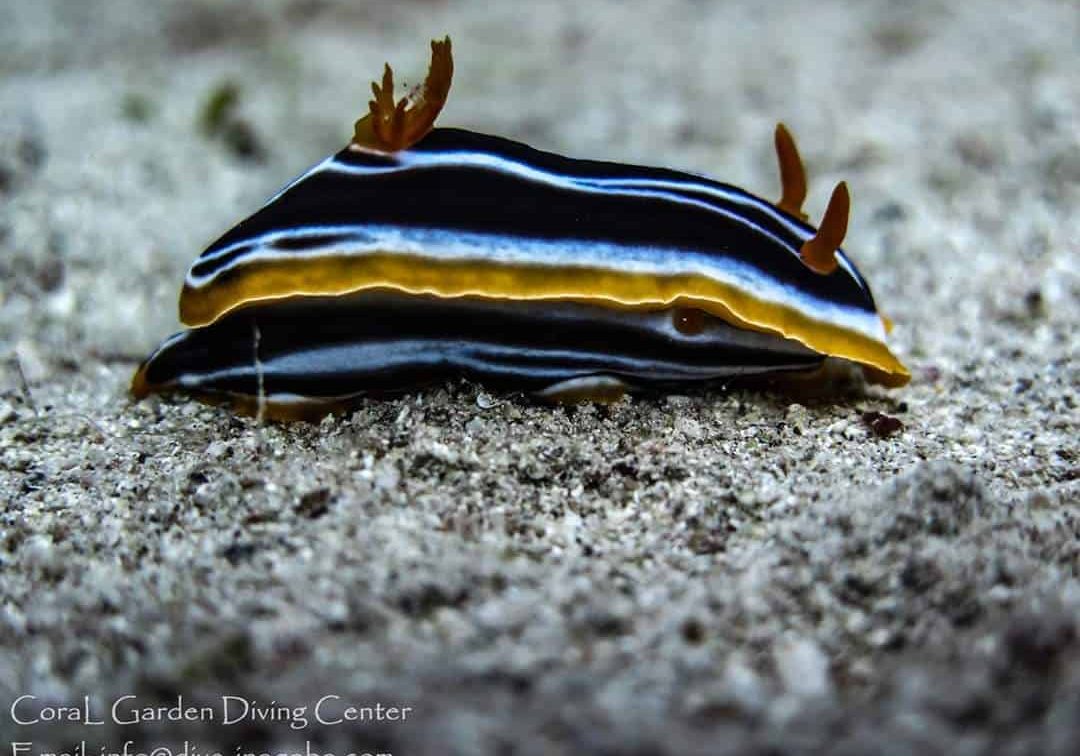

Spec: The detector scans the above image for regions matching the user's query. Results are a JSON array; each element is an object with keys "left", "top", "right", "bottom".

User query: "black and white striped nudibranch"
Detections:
[{"left": 132, "top": 37, "right": 910, "bottom": 420}]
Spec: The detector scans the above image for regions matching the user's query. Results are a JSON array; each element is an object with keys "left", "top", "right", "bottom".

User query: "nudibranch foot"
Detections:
[
  {"left": 133, "top": 292, "right": 830, "bottom": 421},
  {"left": 536, "top": 376, "right": 630, "bottom": 404}
]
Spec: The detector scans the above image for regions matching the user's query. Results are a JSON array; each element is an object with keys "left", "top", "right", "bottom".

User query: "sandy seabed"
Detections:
[{"left": 0, "top": 1, "right": 1077, "bottom": 754}]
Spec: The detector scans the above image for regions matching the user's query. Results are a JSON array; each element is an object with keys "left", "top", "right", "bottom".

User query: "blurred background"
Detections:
[{"left": 1, "top": 0, "right": 1075, "bottom": 368}]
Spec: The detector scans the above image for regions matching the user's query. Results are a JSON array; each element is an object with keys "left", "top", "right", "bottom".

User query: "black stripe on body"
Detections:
[
  {"left": 190, "top": 128, "right": 877, "bottom": 315},
  {"left": 140, "top": 292, "right": 824, "bottom": 401}
]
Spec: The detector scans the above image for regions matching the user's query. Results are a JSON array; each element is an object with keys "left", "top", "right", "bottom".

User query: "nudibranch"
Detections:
[{"left": 132, "top": 37, "right": 909, "bottom": 420}]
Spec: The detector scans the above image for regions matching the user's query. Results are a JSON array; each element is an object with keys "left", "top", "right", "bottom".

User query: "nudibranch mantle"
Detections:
[{"left": 133, "top": 37, "right": 909, "bottom": 419}]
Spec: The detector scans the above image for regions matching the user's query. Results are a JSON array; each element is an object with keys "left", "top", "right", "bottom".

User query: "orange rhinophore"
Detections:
[
  {"left": 800, "top": 181, "right": 849, "bottom": 275},
  {"left": 774, "top": 123, "right": 809, "bottom": 221}
]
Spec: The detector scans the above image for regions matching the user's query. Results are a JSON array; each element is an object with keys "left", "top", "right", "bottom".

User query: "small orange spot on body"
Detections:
[{"left": 674, "top": 307, "right": 706, "bottom": 336}]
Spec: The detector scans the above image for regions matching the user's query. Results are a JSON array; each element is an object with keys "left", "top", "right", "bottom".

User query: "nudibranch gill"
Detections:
[{"left": 132, "top": 36, "right": 909, "bottom": 420}]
